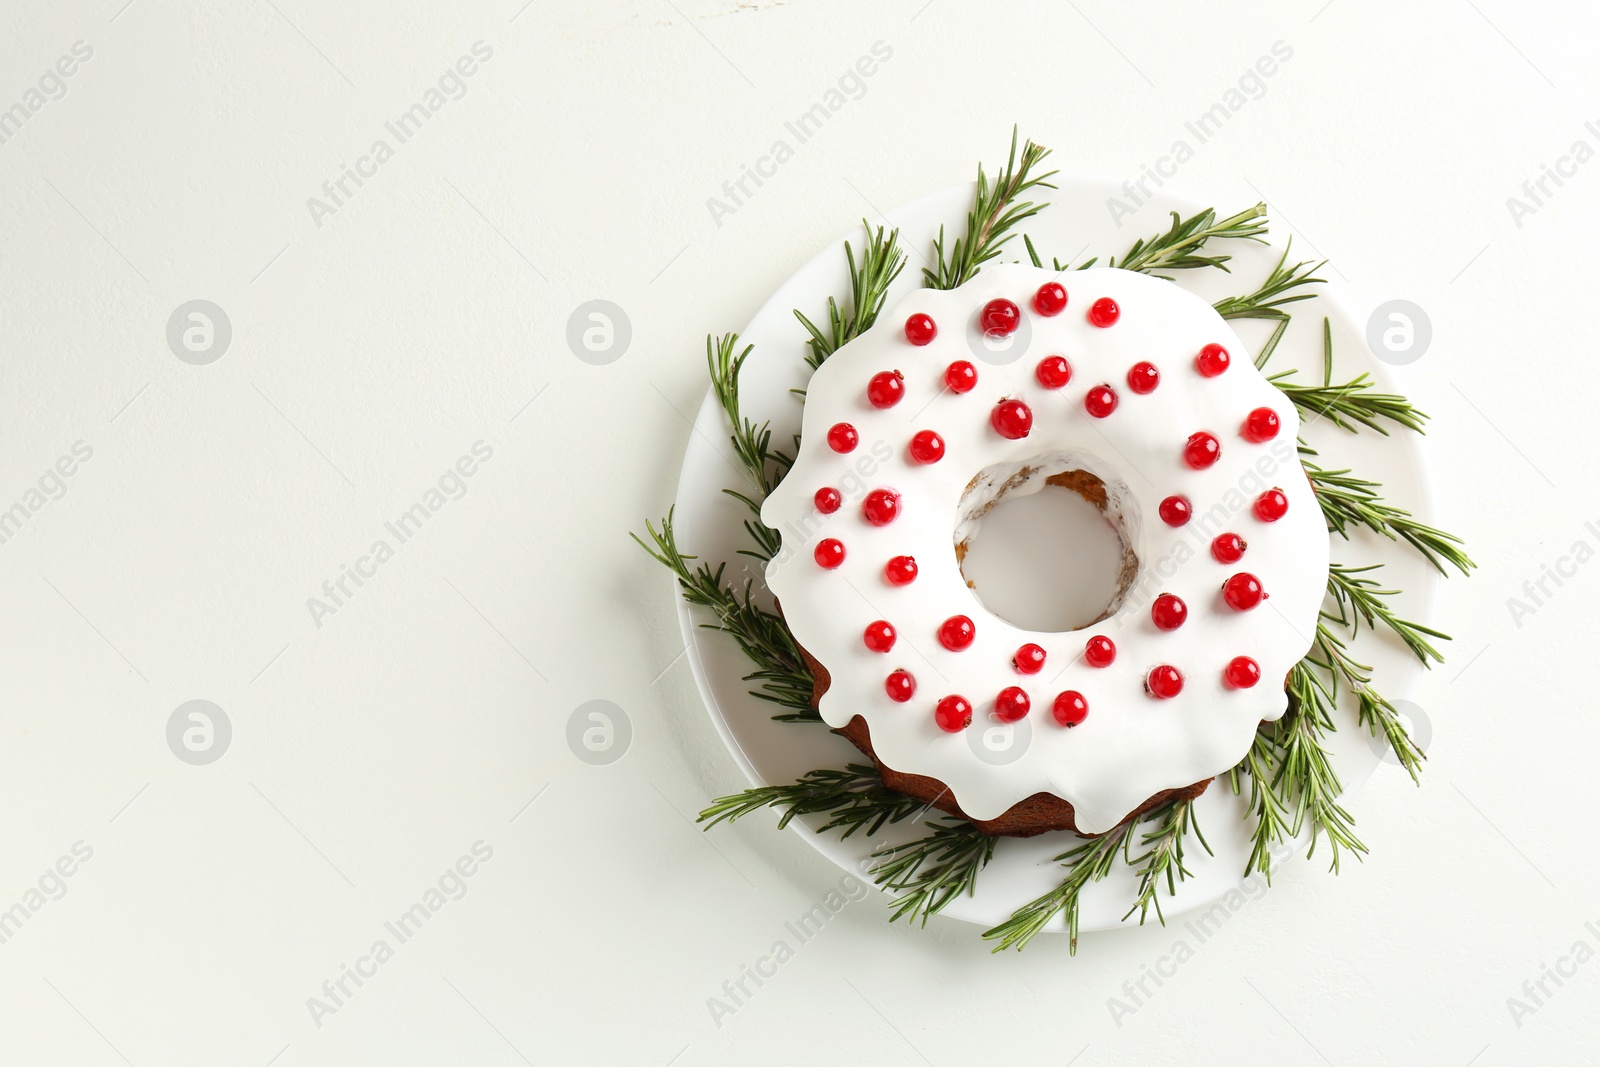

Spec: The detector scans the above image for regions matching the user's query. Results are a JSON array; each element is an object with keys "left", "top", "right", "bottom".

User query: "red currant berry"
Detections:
[
  {"left": 944, "top": 360, "right": 978, "bottom": 393},
  {"left": 1088, "top": 296, "right": 1120, "bottom": 327},
  {"left": 813, "top": 487, "right": 842, "bottom": 514},
  {"left": 1158, "top": 495, "right": 1192, "bottom": 527},
  {"left": 1224, "top": 656, "right": 1261, "bottom": 689},
  {"left": 1013, "top": 643, "right": 1046, "bottom": 674},
  {"left": 1222, "top": 572, "right": 1266, "bottom": 611},
  {"left": 1084, "top": 635, "right": 1116, "bottom": 668},
  {"left": 990, "top": 398, "right": 1033, "bottom": 439},
  {"left": 909, "top": 430, "right": 945, "bottom": 464},
  {"left": 1085, "top": 385, "right": 1119, "bottom": 418},
  {"left": 827, "top": 422, "right": 858, "bottom": 453},
  {"left": 1127, "top": 361, "right": 1160, "bottom": 394},
  {"left": 1146, "top": 665, "right": 1184, "bottom": 699},
  {"left": 938, "top": 615, "right": 976, "bottom": 651},
  {"left": 935, "top": 695, "right": 973, "bottom": 732},
  {"left": 1243, "top": 407, "right": 1280, "bottom": 443},
  {"left": 1184, "top": 431, "right": 1221, "bottom": 469},
  {"left": 1254, "top": 488, "right": 1289, "bottom": 522},
  {"left": 1052, "top": 690, "right": 1089, "bottom": 727},
  {"left": 1033, "top": 282, "right": 1068, "bottom": 316},
  {"left": 980, "top": 298, "right": 1021, "bottom": 337},
  {"left": 885, "top": 669, "right": 916, "bottom": 702},
  {"left": 995, "top": 686, "right": 1031, "bottom": 723},
  {"left": 863, "top": 620, "right": 896, "bottom": 653},
  {"left": 884, "top": 555, "right": 918, "bottom": 585},
  {"left": 1210, "top": 532, "right": 1246, "bottom": 564},
  {"left": 905, "top": 313, "right": 937, "bottom": 346},
  {"left": 863, "top": 488, "right": 901, "bottom": 526},
  {"left": 1151, "top": 593, "right": 1188, "bottom": 631},
  {"left": 1196, "top": 343, "right": 1231, "bottom": 377},
  {"left": 1036, "top": 355, "right": 1073, "bottom": 389},
  {"left": 867, "top": 370, "right": 905, "bottom": 408},
  {"left": 814, "top": 539, "right": 845, "bottom": 569}
]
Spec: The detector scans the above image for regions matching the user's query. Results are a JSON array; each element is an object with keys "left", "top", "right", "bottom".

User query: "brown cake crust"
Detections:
[{"left": 797, "top": 643, "right": 1212, "bottom": 838}]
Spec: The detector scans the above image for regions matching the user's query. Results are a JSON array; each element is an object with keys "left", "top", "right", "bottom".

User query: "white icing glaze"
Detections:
[{"left": 761, "top": 265, "right": 1329, "bottom": 834}]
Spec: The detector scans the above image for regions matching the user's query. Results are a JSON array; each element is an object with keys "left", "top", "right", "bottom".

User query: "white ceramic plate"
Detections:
[{"left": 670, "top": 177, "right": 1440, "bottom": 936}]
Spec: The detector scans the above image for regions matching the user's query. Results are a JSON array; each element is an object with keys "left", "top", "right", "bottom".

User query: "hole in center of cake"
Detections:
[{"left": 954, "top": 456, "right": 1140, "bottom": 633}]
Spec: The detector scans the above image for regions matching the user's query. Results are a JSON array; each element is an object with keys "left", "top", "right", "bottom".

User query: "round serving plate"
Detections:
[{"left": 669, "top": 176, "right": 1439, "bottom": 935}]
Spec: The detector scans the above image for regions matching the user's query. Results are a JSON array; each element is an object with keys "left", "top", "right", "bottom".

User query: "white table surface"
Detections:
[{"left": 1, "top": 1, "right": 1594, "bottom": 1063}]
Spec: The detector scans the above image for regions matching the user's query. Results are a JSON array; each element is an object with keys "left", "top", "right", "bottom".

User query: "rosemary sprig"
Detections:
[
  {"left": 1357, "top": 687, "right": 1425, "bottom": 781},
  {"left": 1023, "top": 234, "right": 1044, "bottom": 268},
  {"left": 1326, "top": 562, "right": 1450, "bottom": 665},
  {"left": 723, "top": 488, "right": 783, "bottom": 563},
  {"left": 708, "top": 333, "right": 791, "bottom": 499},
  {"left": 925, "top": 128, "right": 1057, "bottom": 289},
  {"left": 1109, "top": 204, "right": 1268, "bottom": 275},
  {"left": 697, "top": 763, "right": 922, "bottom": 836},
  {"left": 1254, "top": 317, "right": 1292, "bottom": 369},
  {"left": 1212, "top": 242, "right": 1326, "bottom": 320},
  {"left": 1308, "top": 621, "right": 1426, "bottom": 781},
  {"left": 1304, "top": 457, "right": 1475, "bottom": 576},
  {"left": 1267, "top": 316, "right": 1433, "bottom": 435},
  {"left": 1234, "top": 728, "right": 1293, "bottom": 882},
  {"left": 795, "top": 222, "right": 907, "bottom": 369},
  {"left": 633, "top": 511, "right": 818, "bottom": 722},
  {"left": 1272, "top": 372, "right": 1429, "bottom": 435},
  {"left": 1266, "top": 318, "right": 1427, "bottom": 434},
  {"left": 1277, "top": 664, "right": 1367, "bottom": 873},
  {"left": 1023, "top": 233, "right": 1095, "bottom": 273},
  {"left": 1122, "top": 799, "right": 1211, "bottom": 925},
  {"left": 982, "top": 822, "right": 1133, "bottom": 954},
  {"left": 871, "top": 819, "right": 997, "bottom": 926}
]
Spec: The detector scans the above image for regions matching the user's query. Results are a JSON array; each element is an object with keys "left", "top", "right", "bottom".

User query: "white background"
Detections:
[{"left": 0, "top": 1, "right": 1594, "bottom": 1064}]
